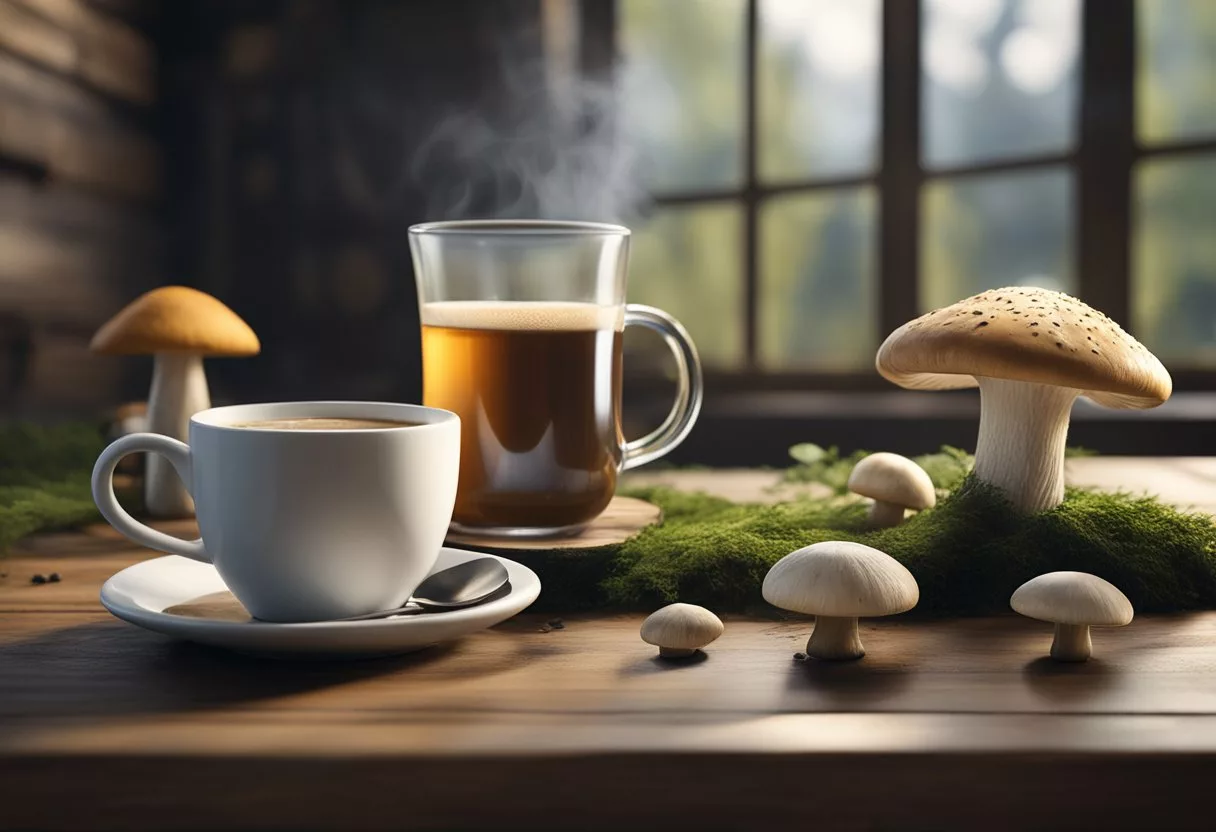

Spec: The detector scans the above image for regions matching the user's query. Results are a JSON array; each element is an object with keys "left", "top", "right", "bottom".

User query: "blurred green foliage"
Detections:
[
  {"left": 1137, "top": 0, "right": 1216, "bottom": 143},
  {"left": 1134, "top": 154, "right": 1216, "bottom": 364},
  {"left": 0, "top": 423, "right": 109, "bottom": 553},
  {"left": 627, "top": 203, "right": 745, "bottom": 369},
  {"left": 783, "top": 442, "right": 1095, "bottom": 495},
  {"left": 620, "top": 0, "right": 1216, "bottom": 372},
  {"left": 783, "top": 443, "right": 973, "bottom": 493}
]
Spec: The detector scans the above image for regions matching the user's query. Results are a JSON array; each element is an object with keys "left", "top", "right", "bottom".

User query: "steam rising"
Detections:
[{"left": 410, "top": 33, "right": 646, "bottom": 223}]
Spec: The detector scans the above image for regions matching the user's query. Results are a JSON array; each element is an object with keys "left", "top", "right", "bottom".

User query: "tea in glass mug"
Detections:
[{"left": 410, "top": 220, "right": 702, "bottom": 537}]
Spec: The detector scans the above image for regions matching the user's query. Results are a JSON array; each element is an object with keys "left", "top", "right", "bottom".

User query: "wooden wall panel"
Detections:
[
  {"left": 2, "top": 0, "right": 153, "bottom": 104},
  {"left": 0, "top": 223, "right": 131, "bottom": 326},
  {"left": 0, "top": 94, "right": 158, "bottom": 198},
  {"left": 0, "top": 0, "right": 158, "bottom": 416},
  {"left": 20, "top": 329, "right": 125, "bottom": 407}
]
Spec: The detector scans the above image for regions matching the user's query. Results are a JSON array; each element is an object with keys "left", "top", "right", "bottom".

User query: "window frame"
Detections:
[{"left": 604, "top": 0, "right": 1216, "bottom": 392}]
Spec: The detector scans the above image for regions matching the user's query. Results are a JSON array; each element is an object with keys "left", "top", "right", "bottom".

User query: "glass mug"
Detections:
[{"left": 409, "top": 220, "right": 702, "bottom": 537}]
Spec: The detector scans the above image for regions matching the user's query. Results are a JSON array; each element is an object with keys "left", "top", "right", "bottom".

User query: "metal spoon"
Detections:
[{"left": 333, "top": 558, "right": 511, "bottom": 622}]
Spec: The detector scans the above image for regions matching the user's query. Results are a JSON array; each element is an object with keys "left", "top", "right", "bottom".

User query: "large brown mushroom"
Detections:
[
  {"left": 876, "top": 287, "right": 1171, "bottom": 513},
  {"left": 92, "top": 286, "right": 259, "bottom": 517}
]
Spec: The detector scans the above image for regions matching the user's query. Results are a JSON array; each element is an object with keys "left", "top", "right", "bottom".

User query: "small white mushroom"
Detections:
[
  {"left": 762, "top": 541, "right": 919, "bottom": 661},
  {"left": 847, "top": 452, "right": 936, "bottom": 528},
  {"left": 640, "top": 603, "right": 724, "bottom": 659},
  {"left": 1011, "top": 571, "right": 1133, "bottom": 662}
]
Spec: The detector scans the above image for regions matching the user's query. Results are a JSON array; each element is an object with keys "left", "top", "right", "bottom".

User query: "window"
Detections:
[
  {"left": 617, "top": 0, "right": 1216, "bottom": 388},
  {"left": 1133, "top": 0, "right": 1216, "bottom": 368}
]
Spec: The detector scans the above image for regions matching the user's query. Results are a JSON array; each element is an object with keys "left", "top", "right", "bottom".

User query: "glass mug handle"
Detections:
[{"left": 622, "top": 304, "right": 704, "bottom": 471}]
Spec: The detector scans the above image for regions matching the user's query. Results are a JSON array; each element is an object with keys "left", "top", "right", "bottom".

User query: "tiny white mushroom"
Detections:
[
  {"left": 1011, "top": 571, "right": 1133, "bottom": 662},
  {"left": 847, "top": 452, "right": 936, "bottom": 528},
  {"left": 640, "top": 603, "right": 724, "bottom": 659},
  {"left": 762, "top": 541, "right": 919, "bottom": 661}
]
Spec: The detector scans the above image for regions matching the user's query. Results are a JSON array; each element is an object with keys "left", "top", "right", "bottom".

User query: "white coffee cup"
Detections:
[{"left": 91, "top": 401, "right": 461, "bottom": 623}]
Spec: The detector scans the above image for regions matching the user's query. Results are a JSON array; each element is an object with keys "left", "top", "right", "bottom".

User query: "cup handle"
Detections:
[
  {"left": 622, "top": 304, "right": 704, "bottom": 471},
  {"left": 91, "top": 433, "right": 210, "bottom": 563}
]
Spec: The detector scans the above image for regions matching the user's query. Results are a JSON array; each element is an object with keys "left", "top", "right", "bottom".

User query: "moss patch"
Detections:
[
  {"left": 0, "top": 423, "right": 112, "bottom": 552},
  {"left": 517, "top": 477, "right": 1216, "bottom": 615}
]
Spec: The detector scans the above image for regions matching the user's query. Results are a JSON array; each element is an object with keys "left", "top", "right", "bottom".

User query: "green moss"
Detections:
[
  {"left": 515, "top": 477, "right": 1216, "bottom": 615},
  {"left": 0, "top": 422, "right": 108, "bottom": 487},
  {"left": 0, "top": 422, "right": 112, "bottom": 552}
]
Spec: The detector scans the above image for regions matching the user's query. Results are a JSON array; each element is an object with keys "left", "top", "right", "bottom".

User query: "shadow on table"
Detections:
[
  {"left": 618, "top": 650, "right": 711, "bottom": 676},
  {"left": 0, "top": 618, "right": 554, "bottom": 718},
  {"left": 1021, "top": 655, "right": 1120, "bottom": 703},
  {"left": 784, "top": 655, "right": 915, "bottom": 707}
]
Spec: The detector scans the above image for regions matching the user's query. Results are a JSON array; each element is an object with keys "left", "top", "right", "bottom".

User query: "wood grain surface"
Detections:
[
  {"left": 3, "top": 460, "right": 1216, "bottom": 829},
  {"left": 444, "top": 495, "right": 662, "bottom": 551}
]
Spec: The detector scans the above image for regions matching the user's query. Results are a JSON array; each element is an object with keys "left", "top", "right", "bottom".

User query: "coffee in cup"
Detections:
[
  {"left": 422, "top": 301, "right": 622, "bottom": 531},
  {"left": 231, "top": 417, "right": 422, "bottom": 430}
]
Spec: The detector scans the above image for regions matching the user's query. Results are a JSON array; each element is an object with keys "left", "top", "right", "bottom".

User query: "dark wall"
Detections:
[
  {"left": 0, "top": 0, "right": 161, "bottom": 418},
  {"left": 158, "top": 0, "right": 545, "bottom": 407}
]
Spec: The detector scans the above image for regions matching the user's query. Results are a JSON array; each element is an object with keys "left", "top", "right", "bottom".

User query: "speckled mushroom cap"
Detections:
[
  {"left": 847, "top": 453, "right": 936, "bottom": 511},
  {"left": 1011, "top": 571, "right": 1133, "bottom": 626},
  {"left": 640, "top": 603, "right": 724, "bottom": 651},
  {"left": 876, "top": 287, "right": 1171, "bottom": 409},
  {"left": 762, "top": 541, "right": 919, "bottom": 618},
  {"left": 91, "top": 286, "right": 260, "bottom": 357}
]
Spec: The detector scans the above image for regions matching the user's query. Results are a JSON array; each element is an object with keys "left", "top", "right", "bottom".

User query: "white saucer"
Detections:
[{"left": 100, "top": 547, "right": 540, "bottom": 659}]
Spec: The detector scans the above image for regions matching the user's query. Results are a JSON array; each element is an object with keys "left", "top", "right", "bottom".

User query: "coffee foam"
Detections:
[{"left": 421, "top": 301, "right": 624, "bottom": 332}]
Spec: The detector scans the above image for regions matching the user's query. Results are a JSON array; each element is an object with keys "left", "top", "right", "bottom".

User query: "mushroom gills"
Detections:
[{"left": 806, "top": 616, "right": 865, "bottom": 661}]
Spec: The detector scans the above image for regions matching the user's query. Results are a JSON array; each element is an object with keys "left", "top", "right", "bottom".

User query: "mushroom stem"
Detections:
[
  {"left": 973, "top": 377, "right": 1079, "bottom": 513},
  {"left": 658, "top": 647, "right": 697, "bottom": 659},
  {"left": 806, "top": 616, "right": 865, "bottom": 660},
  {"left": 145, "top": 352, "right": 209, "bottom": 517},
  {"left": 867, "top": 500, "right": 907, "bottom": 528},
  {"left": 1050, "top": 623, "right": 1093, "bottom": 662}
]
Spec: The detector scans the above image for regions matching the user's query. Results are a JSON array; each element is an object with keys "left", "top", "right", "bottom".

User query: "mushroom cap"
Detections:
[
  {"left": 876, "top": 287, "right": 1171, "bottom": 409},
  {"left": 640, "top": 603, "right": 724, "bottom": 651},
  {"left": 91, "top": 286, "right": 260, "bottom": 356},
  {"left": 1011, "top": 571, "right": 1133, "bottom": 626},
  {"left": 762, "top": 541, "right": 919, "bottom": 618},
  {"left": 847, "top": 452, "right": 936, "bottom": 510}
]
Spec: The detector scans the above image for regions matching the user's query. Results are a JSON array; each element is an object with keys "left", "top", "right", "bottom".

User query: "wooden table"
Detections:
[{"left": 3, "top": 459, "right": 1216, "bottom": 830}]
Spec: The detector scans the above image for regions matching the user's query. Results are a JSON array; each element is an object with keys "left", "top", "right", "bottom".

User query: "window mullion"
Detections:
[
  {"left": 1078, "top": 0, "right": 1135, "bottom": 326},
  {"left": 743, "top": 0, "right": 759, "bottom": 369},
  {"left": 879, "top": 0, "right": 922, "bottom": 335}
]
